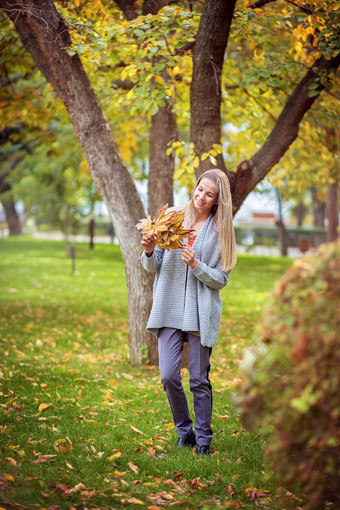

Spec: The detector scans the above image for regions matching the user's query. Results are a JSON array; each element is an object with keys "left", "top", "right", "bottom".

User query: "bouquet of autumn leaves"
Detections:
[{"left": 136, "top": 204, "right": 195, "bottom": 251}]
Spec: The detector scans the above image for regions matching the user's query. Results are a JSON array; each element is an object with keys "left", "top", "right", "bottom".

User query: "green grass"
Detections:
[{"left": 0, "top": 237, "right": 293, "bottom": 510}]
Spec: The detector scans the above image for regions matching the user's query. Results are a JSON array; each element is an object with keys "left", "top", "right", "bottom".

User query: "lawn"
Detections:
[{"left": 0, "top": 237, "right": 294, "bottom": 510}]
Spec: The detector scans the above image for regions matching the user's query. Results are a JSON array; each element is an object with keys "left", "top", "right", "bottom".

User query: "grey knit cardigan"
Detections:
[{"left": 141, "top": 215, "right": 230, "bottom": 348}]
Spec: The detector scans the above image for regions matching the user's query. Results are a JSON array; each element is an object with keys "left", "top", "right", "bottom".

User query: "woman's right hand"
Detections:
[{"left": 141, "top": 233, "right": 157, "bottom": 256}]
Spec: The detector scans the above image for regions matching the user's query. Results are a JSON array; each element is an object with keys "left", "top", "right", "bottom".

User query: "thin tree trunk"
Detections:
[
  {"left": 311, "top": 188, "right": 326, "bottom": 228},
  {"left": 326, "top": 181, "right": 339, "bottom": 243},
  {"left": 88, "top": 216, "right": 95, "bottom": 250},
  {"left": 325, "top": 128, "right": 339, "bottom": 243},
  {"left": 0, "top": 0, "right": 155, "bottom": 364},
  {"left": 275, "top": 188, "right": 288, "bottom": 256},
  {"left": 1, "top": 195, "right": 22, "bottom": 235},
  {"left": 0, "top": 155, "right": 24, "bottom": 235}
]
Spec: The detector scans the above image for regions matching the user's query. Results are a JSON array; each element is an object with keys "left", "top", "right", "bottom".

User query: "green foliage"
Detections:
[{"left": 236, "top": 241, "right": 340, "bottom": 509}]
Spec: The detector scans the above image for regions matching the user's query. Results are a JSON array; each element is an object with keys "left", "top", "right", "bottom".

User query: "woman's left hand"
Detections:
[{"left": 181, "top": 244, "right": 199, "bottom": 269}]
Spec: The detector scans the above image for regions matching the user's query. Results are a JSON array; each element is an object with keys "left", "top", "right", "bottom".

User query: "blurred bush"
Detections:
[{"left": 235, "top": 241, "right": 340, "bottom": 509}]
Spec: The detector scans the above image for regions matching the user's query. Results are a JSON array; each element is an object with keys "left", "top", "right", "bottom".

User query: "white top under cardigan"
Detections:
[{"left": 141, "top": 215, "right": 230, "bottom": 348}]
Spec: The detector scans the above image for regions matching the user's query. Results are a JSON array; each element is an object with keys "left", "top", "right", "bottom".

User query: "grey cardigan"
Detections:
[{"left": 141, "top": 215, "right": 230, "bottom": 347}]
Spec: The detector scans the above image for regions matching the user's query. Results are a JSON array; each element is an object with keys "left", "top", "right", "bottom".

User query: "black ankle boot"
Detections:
[
  {"left": 176, "top": 429, "right": 196, "bottom": 447},
  {"left": 195, "top": 444, "right": 210, "bottom": 456}
]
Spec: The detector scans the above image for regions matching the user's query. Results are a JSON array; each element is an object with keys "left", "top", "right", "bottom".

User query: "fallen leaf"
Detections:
[
  {"left": 38, "top": 403, "right": 51, "bottom": 414},
  {"left": 164, "top": 423, "right": 174, "bottom": 430},
  {"left": 130, "top": 425, "right": 144, "bottom": 435},
  {"left": 121, "top": 498, "right": 144, "bottom": 505},
  {"left": 5, "top": 457, "right": 17, "bottom": 465},
  {"left": 80, "top": 489, "right": 96, "bottom": 499},
  {"left": 56, "top": 483, "right": 70, "bottom": 494},
  {"left": 128, "top": 462, "right": 139, "bottom": 474},
  {"left": 108, "top": 449, "right": 122, "bottom": 460},
  {"left": 122, "top": 372, "right": 134, "bottom": 380},
  {"left": 69, "top": 483, "right": 86, "bottom": 493},
  {"left": 174, "top": 472, "right": 184, "bottom": 479},
  {"left": 33, "top": 454, "right": 57, "bottom": 464},
  {"left": 4, "top": 474, "right": 15, "bottom": 482},
  {"left": 188, "top": 477, "right": 208, "bottom": 488},
  {"left": 164, "top": 479, "right": 177, "bottom": 487}
]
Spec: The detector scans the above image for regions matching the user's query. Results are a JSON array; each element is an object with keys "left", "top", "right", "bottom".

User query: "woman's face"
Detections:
[{"left": 193, "top": 177, "right": 218, "bottom": 215}]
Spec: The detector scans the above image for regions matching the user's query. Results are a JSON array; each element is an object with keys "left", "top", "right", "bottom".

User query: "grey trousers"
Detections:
[{"left": 158, "top": 327, "right": 213, "bottom": 446}]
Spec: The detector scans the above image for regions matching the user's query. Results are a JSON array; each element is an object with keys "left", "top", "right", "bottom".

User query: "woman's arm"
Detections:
[
  {"left": 191, "top": 261, "right": 230, "bottom": 290},
  {"left": 141, "top": 245, "right": 164, "bottom": 272}
]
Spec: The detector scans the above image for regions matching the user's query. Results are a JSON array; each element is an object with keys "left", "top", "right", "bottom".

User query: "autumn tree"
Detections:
[{"left": 0, "top": 0, "right": 338, "bottom": 364}]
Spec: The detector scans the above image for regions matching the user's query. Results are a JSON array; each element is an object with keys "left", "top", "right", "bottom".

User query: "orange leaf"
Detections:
[{"left": 4, "top": 474, "right": 15, "bottom": 482}]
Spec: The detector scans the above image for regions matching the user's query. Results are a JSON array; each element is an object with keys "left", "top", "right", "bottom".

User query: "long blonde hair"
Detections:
[{"left": 182, "top": 169, "right": 237, "bottom": 271}]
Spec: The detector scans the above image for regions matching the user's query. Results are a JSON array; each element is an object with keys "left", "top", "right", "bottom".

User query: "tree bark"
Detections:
[
  {"left": 148, "top": 99, "right": 177, "bottom": 218},
  {"left": 325, "top": 127, "right": 339, "bottom": 243},
  {"left": 0, "top": 180, "right": 22, "bottom": 235},
  {"left": 230, "top": 52, "right": 340, "bottom": 215},
  {"left": 0, "top": 154, "right": 24, "bottom": 235},
  {"left": 311, "top": 187, "right": 325, "bottom": 228},
  {"left": 0, "top": 0, "right": 155, "bottom": 364},
  {"left": 326, "top": 180, "right": 339, "bottom": 242},
  {"left": 190, "top": 0, "right": 236, "bottom": 175}
]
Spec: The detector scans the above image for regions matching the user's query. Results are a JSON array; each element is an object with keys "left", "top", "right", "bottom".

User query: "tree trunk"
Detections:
[
  {"left": 311, "top": 188, "right": 326, "bottom": 228},
  {"left": 325, "top": 128, "right": 339, "bottom": 243},
  {"left": 1, "top": 195, "right": 22, "bottom": 235},
  {"left": 0, "top": 0, "right": 155, "bottom": 364},
  {"left": 0, "top": 156, "right": 23, "bottom": 236},
  {"left": 148, "top": 99, "right": 177, "bottom": 218},
  {"left": 295, "top": 201, "right": 305, "bottom": 227},
  {"left": 88, "top": 216, "right": 95, "bottom": 250},
  {"left": 276, "top": 220, "right": 289, "bottom": 256},
  {"left": 190, "top": 0, "right": 236, "bottom": 176},
  {"left": 326, "top": 181, "right": 339, "bottom": 243}
]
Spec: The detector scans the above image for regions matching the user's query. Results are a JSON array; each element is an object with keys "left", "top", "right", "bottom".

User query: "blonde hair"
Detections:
[{"left": 182, "top": 169, "right": 237, "bottom": 271}]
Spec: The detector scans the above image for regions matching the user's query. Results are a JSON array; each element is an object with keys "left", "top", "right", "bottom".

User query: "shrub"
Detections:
[{"left": 235, "top": 241, "right": 340, "bottom": 509}]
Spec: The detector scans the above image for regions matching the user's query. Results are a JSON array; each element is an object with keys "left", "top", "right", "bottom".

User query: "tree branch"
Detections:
[
  {"left": 230, "top": 52, "right": 340, "bottom": 214},
  {"left": 250, "top": 0, "right": 313, "bottom": 14}
]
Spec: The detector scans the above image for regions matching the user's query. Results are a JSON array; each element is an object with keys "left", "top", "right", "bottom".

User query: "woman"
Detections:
[{"left": 141, "top": 169, "right": 237, "bottom": 455}]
